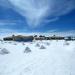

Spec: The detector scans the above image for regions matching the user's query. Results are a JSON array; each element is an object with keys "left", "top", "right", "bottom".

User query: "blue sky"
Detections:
[{"left": 0, "top": 0, "right": 75, "bottom": 35}]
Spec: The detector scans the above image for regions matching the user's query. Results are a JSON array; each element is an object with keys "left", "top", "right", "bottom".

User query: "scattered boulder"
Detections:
[
  {"left": 30, "top": 42, "right": 33, "bottom": 44},
  {"left": 24, "top": 47, "right": 31, "bottom": 53},
  {"left": 35, "top": 43, "right": 40, "bottom": 47},
  {"left": 46, "top": 42, "right": 50, "bottom": 46},
  {"left": 4, "top": 42, "right": 7, "bottom": 43},
  {"left": 22, "top": 43, "right": 25, "bottom": 45},
  {"left": 8, "top": 42, "right": 12, "bottom": 44},
  {"left": 64, "top": 42, "right": 70, "bottom": 45},
  {"left": 40, "top": 45, "right": 46, "bottom": 49},
  {"left": 0, "top": 48, "right": 10, "bottom": 55},
  {"left": 13, "top": 43, "right": 17, "bottom": 45}
]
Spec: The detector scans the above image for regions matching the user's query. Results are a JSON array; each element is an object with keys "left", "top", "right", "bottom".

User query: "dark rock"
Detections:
[
  {"left": 35, "top": 43, "right": 40, "bottom": 47},
  {"left": 40, "top": 45, "right": 46, "bottom": 49},
  {"left": 0, "top": 48, "right": 9, "bottom": 55},
  {"left": 46, "top": 42, "right": 50, "bottom": 46},
  {"left": 24, "top": 47, "right": 31, "bottom": 53}
]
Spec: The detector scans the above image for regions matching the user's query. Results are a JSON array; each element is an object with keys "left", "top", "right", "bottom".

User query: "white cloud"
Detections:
[
  {"left": 7, "top": 0, "right": 75, "bottom": 27},
  {"left": 44, "top": 17, "right": 59, "bottom": 23},
  {"left": 0, "top": 20, "right": 22, "bottom": 26},
  {"left": 0, "top": 22, "right": 16, "bottom": 26},
  {"left": 46, "top": 30, "right": 75, "bottom": 36}
]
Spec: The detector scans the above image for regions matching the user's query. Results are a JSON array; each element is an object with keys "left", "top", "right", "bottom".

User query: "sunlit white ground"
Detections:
[{"left": 0, "top": 40, "right": 75, "bottom": 75}]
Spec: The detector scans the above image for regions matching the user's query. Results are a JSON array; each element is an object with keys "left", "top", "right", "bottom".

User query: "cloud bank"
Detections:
[{"left": 3, "top": 0, "right": 75, "bottom": 27}]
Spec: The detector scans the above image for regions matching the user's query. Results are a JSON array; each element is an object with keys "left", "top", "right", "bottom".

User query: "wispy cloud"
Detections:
[
  {"left": 0, "top": 0, "right": 12, "bottom": 9},
  {"left": 44, "top": 17, "right": 59, "bottom": 23},
  {"left": 0, "top": 20, "right": 17, "bottom": 26},
  {"left": 8, "top": 0, "right": 75, "bottom": 27},
  {"left": 0, "top": 20, "right": 23, "bottom": 26},
  {"left": 46, "top": 30, "right": 75, "bottom": 36}
]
